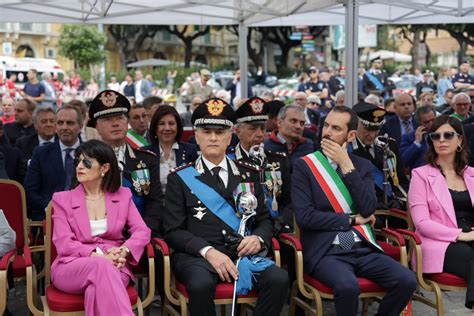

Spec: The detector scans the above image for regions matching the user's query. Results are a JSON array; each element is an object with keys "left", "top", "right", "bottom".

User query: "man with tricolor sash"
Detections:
[
  {"left": 163, "top": 98, "right": 288, "bottom": 316},
  {"left": 126, "top": 103, "right": 150, "bottom": 149},
  {"left": 292, "top": 106, "right": 416, "bottom": 316}
]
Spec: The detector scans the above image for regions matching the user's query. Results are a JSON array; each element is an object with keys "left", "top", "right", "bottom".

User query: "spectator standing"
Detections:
[
  {"left": 41, "top": 72, "right": 57, "bottom": 109},
  {"left": 225, "top": 68, "right": 253, "bottom": 107},
  {"left": 4, "top": 74, "right": 17, "bottom": 99},
  {"left": 188, "top": 69, "right": 214, "bottom": 101},
  {"left": 437, "top": 67, "right": 454, "bottom": 106},
  {"left": 362, "top": 56, "right": 393, "bottom": 99},
  {"left": 134, "top": 70, "right": 152, "bottom": 103},
  {"left": 60, "top": 79, "right": 77, "bottom": 104},
  {"left": 4, "top": 98, "right": 37, "bottom": 145},
  {"left": 255, "top": 65, "right": 266, "bottom": 85},
  {"left": 107, "top": 75, "right": 120, "bottom": 92},
  {"left": 304, "top": 66, "right": 329, "bottom": 103},
  {"left": 21, "top": 69, "right": 45, "bottom": 105},
  {"left": 120, "top": 74, "right": 135, "bottom": 99},
  {"left": 416, "top": 70, "right": 436, "bottom": 99},
  {"left": 165, "top": 70, "right": 177, "bottom": 93},
  {"left": 452, "top": 60, "right": 474, "bottom": 90},
  {"left": 86, "top": 78, "right": 99, "bottom": 94}
]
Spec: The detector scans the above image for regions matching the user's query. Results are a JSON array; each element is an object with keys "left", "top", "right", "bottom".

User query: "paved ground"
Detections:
[{"left": 6, "top": 281, "right": 472, "bottom": 315}]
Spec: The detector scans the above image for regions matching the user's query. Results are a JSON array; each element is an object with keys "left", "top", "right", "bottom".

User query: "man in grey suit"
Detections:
[{"left": 134, "top": 70, "right": 152, "bottom": 103}]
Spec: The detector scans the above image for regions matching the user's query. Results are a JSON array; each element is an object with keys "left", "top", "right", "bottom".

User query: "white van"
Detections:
[{"left": 0, "top": 56, "right": 65, "bottom": 89}]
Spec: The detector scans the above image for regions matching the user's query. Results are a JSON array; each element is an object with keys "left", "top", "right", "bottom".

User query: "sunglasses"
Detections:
[
  {"left": 73, "top": 157, "right": 93, "bottom": 169},
  {"left": 428, "top": 131, "right": 460, "bottom": 142}
]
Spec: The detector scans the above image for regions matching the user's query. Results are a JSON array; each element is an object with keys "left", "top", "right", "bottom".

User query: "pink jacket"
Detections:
[
  {"left": 51, "top": 185, "right": 151, "bottom": 281},
  {"left": 409, "top": 164, "right": 474, "bottom": 273}
]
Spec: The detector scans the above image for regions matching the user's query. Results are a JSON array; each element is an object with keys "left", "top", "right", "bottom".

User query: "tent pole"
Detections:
[
  {"left": 238, "top": 22, "right": 248, "bottom": 99},
  {"left": 344, "top": 0, "right": 359, "bottom": 108},
  {"left": 97, "top": 23, "right": 106, "bottom": 91}
]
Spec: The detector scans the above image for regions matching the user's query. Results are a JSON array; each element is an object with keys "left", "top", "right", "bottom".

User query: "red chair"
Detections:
[
  {"left": 280, "top": 225, "right": 408, "bottom": 316},
  {"left": 154, "top": 237, "right": 281, "bottom": 316},
  {"left": 397, "top": 229, "right": 467, "bottom": 316},
  {"left": 26, "top": 203, "right": 154, "bottom": 316},
  {"left": 0, "top": 179, "right": 44, "bottom": 314}
]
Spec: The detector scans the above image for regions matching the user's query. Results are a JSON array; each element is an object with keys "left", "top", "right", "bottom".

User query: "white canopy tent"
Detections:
[
  {"left": 360, "top": 50, "right": 413, "bottom": 63},
  {"left": 1, "top": 0, "right": 473, "bottom": 106}
]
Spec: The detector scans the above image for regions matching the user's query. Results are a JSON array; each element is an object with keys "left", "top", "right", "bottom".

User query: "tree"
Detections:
[
  {"left": 58, "top": 25, "right": 106, "bottom": 69},
  {"left": 108, "top": 25, "right": 164, "bottom": 69},
  {"left": 435, "top": 24, "right": 474, "bottom": 64},
  {"left": 165, "top": 25, "right": 211, "bottom": 68},
  {"left": 398, "top": 25, "right": 433, "bottom": 70},
  {"left": 226, "top": 26, "right": 265, "bottom": 68}
]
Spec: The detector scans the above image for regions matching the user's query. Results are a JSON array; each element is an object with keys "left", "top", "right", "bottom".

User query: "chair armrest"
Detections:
[
  {"left": 377, "top": 228, "right": 406, "bottom": 246},
  {"left": 25, "top": 244, "right": 43, "bottom": 316},
  {"left": 271, "top": 237, "right": 280, "bottom": 251},
  {"left": 153, "top": 237, "right": 170, "bottom": 256},
  {"left": 140, "top": 243, "right": 156, "bottom": 309},
  {"left": 146, "top": 243, "right": 155, "bottom": 258},
  {"left": 0, "top": 250, "right": 15, "bottom": 270},
  {"left": 279, "top": 233, "right": 302, "bottom": 251},
  {"left": 271, "top": 237, "right": 281, "bottom": 267},
  {"left": 396, "top": 229, "right": 422, "bottom": 245},
  {"left": 23, "top": 245, "right": 33, "bottom": 267}
]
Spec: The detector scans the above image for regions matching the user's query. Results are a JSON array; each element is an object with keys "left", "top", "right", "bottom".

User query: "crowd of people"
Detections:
[{"left": 0, "top": 57, "right": 473, "bottom": 315}]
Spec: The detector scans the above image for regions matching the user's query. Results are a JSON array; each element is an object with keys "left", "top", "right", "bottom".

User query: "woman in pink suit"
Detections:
[
  {"left": 51, "top": 139, "right": 151, "bottom": 315},
  {"left": 409, "top": 115, "right": 474, "bottom": 309}
]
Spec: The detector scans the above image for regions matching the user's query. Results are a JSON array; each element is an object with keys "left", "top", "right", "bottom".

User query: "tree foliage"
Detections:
[
  {"left": 58, "top": 25, "right": 107, "bottom": 69},
  {"left": 166, "top": 25, "right": 211, "bottom": 68}
]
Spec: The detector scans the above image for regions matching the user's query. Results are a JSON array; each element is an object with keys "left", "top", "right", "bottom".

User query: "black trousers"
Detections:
[
  {"left": 174, "top": 257, "right": 289, "bottom": 316},
  {"left": 311, "top": 247, "right": 417, "bottom": 316},
  {"left": 444, "top": 242, "right": 474, "bottom": 308}
]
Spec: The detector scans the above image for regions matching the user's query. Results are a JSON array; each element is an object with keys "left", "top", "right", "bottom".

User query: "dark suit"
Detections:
[
  {"left": 15, "top": 133, "right": 39, "bottom": 161},
  {"left": 3, "top": 122, "right": 36, "bottom": 146},
  {"left": 464, "top": 121, "right": 474, "bottom": 167},
  {"left": 305, "top": 108, "right": 320, "bottom": 126},
  {"left": 292, "top": 152, "right": 416, "bottom": 316},
  {"left": 164, "top": 156, "right": 288, "bottom": 316},
  {"left": 225, "top": 80, "right": 253, "bottom": 107},
  {"left": 0, "top": 143, "right": 25, "bottom": 183},
  {"left": 400, "top": 131, "right": 428, "bottom": 171},
  {"left": 380, "top": 115, "right": 416, "bottom": 147},
  {"left": 263, "top": 132, "right": 314, "bottom": 170},
  {"left": 24, "top": 140, "right": 72, "bottom": 220}
]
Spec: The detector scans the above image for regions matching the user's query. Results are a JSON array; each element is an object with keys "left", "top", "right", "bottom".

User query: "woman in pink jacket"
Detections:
[
  {"left": 51, "top": 140, "right": 151, "bottom": 315},
  {"left": 409, "top": 115, "right": 474, "bottom": 309}
]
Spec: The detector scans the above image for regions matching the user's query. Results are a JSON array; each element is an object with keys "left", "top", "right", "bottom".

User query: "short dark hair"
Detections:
[
  {"left": 414, "top": 105, "right": 436, "bottom": 124},
  {"left": 330, "top": 106, "right": 358, "bottom": 131},
  {"left": 142, "top": 96, "right": 163, "bottom": 110},
  {"left": 73, "top": 140, "right": 121, "bottom": 193},
  {"left": 425, "top": 115, "right": 469, "bottom": 177},
  {"left": 56, "top": 105, "right": 83, "bottom": 125},
  {"left": 149, "top": 105, "right": 183, "bottom": 144},
  {"left": 129, "top": 103, "right": 146, "bottom": 112},
  {"left": 19, "top": 98, "right": 37, "bottom": 113},
  {"left": 67, "top": 100, "right": 87, "bottom": 118}
]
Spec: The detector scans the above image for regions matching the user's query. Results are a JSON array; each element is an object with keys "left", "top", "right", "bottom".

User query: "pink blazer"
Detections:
[
  {"left": 409, "top": 164, "right": 474, "bottom": 273},
  {"left": 51, "top": 185, "right": 151, "bottom": 281}
]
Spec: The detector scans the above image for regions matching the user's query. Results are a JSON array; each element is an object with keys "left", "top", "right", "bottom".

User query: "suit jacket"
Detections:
[
  {"left": 142, "top": 141, "right": 198, "bottom": 170},
  {"left": 292, "top": 153, "right": 378, "bottom": 274},
  {"left": 134, "top": 79, "right": 152, "bottom": 98},
  {"left": 464, "top": 122, "right": 474, "bottom": 167},
  {"left": 225, "top": 80, "right": 253, "bottom": 107},
  {"left": 380, "top": 115, "right": 417, "bottom": 148},
  {"left": 15, "top": 133, "right": 40, "bottom": 161},
  {"left": 51, "top": 185, "right": 150, "bottom": 282},
  {"left": 408, "top": 164, "right": 474, "bottom": 273},
  {"left": 3, "top": 122, "right": 36, "bottom": 146},
  {"left": 264, "top": 132, "right": 314, "bottom": 170},
  {"left": 400, "top": 131, "right": 428, "bottom": 171},
  {"left": 0, "top": 143, "right": 25, "bottom": 183},
  {"left": 24, "top": 140, "right": 72, "bottom": 218},
  {"left": 305, "top": 108, "right": 320, "bottom": 126},
  {"left": 164, "top": 156, "right": 273, "bottom": 274}
]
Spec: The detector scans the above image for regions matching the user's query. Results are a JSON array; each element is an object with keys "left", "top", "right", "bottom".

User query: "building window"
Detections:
[
  {"left": 204, "top": 32, "right": 211, "bottom": 45},
  {"left": 20, "top": 23, "right": 33, "bottom": 32},
  {"left": 45, "top": 47, "right": 56, "bottom": 59}
]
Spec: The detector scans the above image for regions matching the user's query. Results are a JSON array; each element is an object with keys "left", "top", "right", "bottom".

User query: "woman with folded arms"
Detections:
[
  {"left": 409, "top": 115, "right": 474, "bottom": 310},
  {"left": 51, "top": 140, "right": 150, "bottom": 315}
]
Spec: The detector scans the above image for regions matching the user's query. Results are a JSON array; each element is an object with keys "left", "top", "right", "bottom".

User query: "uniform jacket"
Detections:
[
  {"left": 408, "top": 165, "right": 474, "bottom": 273},
  {"left": 51, "top": 185, "right": 150, "bottom": 282},
  {"left": 122, "top": 146, "right": 163, "bottom": 237},
  {"left": 292, "top": 153, "right": 378, "bottom": 274},
  {"left": 164, "top": 156, "right": 273, "bottom": 274}
]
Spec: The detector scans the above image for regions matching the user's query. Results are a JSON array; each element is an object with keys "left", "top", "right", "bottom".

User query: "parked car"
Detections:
[{"left": 390, "top": 74, "right": 417, "bottom": 97}]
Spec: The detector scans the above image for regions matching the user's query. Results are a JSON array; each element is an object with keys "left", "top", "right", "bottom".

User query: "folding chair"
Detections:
[
  {"left": 26, "top": 203, "right": 153, "bottom": 315},
  {"left": 154, "top": 237, "right": 281, "bottom": 316},
  {"left": 280, "top": 224, "right": 408, "bottom": 316}
]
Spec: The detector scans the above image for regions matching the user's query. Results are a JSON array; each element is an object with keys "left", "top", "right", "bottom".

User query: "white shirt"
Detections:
[
  {"left": 159, "top": 142, "right": 179, "bottom": 193},
  {"left": 90, "top": 218, "right": 107, "bottom": 236},
  {"left": 38, "top": 135, "right": 55, "bottom": 146},
  {"left": 135, "top": 80, "right": 144, "bottom": 102},
  {"left": 108, "top": 82, "right": 120, "bottom": 92},
  {"left": 59, "top": 139, "right": 80, "bottom": 166}
]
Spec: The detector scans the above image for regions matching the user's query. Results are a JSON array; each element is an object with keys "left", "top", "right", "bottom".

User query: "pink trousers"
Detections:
[{"left": 51, "top": 256, "right": 134, "bottom": 316}]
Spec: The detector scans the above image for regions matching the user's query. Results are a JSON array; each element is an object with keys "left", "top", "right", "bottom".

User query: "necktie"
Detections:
[
  {"left": 64, "top": 148, "right": 74, "bottom": 190},
  {"left": 365, "top": 145, "right": 374, "bottom": 159},
  {"left": 42, "top": 141, "right": 52, "bottom": 146},
  {"left": 212, "top": 166, "right": 226, "bottom": 193},
  {"left": 335, "top": 167, "right": 355, "bottom": 250},
  {"left": 403, "top": 120, "right": 413, "bottom": 134}
]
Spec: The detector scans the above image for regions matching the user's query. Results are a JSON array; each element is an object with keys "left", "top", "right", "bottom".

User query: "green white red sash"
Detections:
[
  {"left": 126, "top": 129, "right": 150, "bottom": 149},
  {"left": 302, "top": 151, "right": 382, "bottom": 251}
]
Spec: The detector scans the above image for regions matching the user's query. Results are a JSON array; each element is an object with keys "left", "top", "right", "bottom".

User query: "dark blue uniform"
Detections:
[{"left": 452, "top": 73, "right": 474, "bottom": 86}]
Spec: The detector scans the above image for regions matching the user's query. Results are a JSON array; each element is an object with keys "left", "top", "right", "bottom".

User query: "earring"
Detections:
[
  {"left": 457, "top": 144, "right": 463, "bottom": 152},
  {"left": 101, "top": 172, "right": 105, "bottom": 177}
]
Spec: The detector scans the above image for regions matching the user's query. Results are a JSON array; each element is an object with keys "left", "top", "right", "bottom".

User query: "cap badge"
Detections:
[
  {"left": 207, "top": 99, "right": 225, "bottom": 116},
  {"left": 99, "top": 91, "right": 118, "bottom": 108},
  {"left": 373, "top": 110, "right": 385, "bottom": 122},
  {"left": 250, "top": 99, "right": 264, "bottom": 114}
]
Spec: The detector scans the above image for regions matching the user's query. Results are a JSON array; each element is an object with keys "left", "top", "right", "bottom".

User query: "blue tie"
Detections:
[
  {"left": 64, "top": 148, "right": 74, "bottom": 190},
  {"left": 335, "top": 167, "right": 356, "bottom": 250}
]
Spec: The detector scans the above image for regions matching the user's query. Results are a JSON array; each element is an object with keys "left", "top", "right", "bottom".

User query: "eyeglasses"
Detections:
[
  {"left": 428, "top": 131, "right": 460, "bottom": 142},
  {"left": 73, "top": 157, "right": 93, "bottom": 169},
  {"left": 309, "top": 102, "right": 320, "bottom": 105}
]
